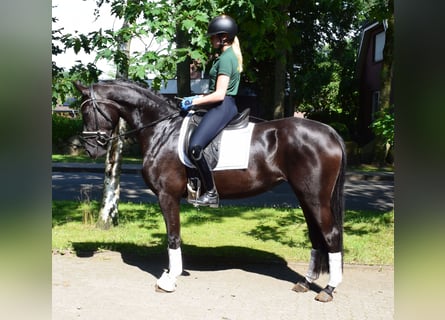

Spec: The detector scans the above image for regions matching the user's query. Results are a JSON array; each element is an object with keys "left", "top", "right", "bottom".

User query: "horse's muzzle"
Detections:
[{"left": 80, "top": 131, "right": 110, "bottom": 158}]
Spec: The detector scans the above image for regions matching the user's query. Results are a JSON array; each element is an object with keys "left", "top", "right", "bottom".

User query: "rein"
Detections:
[
  {"left": 112, "top": 111, "right": 181, "bottom": 141},
  {"left": 80, "top": 86, "right": 180, "bottom": 147}
]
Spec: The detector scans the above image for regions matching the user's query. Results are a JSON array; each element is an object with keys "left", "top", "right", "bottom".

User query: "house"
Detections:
[
  {"left": 356, "top": 21, "right": 388, "bottom": 145},
  {"left": 53, "top": 97, "right": 79, "bottom": 118}
]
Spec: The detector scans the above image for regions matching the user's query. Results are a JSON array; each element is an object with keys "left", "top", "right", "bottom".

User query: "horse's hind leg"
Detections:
[{"left": 292, "top": 189, "right": 343, "bottom": 302}]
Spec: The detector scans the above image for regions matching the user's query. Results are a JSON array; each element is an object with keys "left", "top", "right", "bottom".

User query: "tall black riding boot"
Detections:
[{"left": 190, "top": 147, "right": 219, "bottom": 208}]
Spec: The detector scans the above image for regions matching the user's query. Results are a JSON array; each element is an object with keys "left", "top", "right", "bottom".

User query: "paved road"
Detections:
[
  {"left": 52, "top": 170, "right": 394, "bottom": 212},
  {"left": 52, "top": 251, "right": 394, "bottom": 320}
]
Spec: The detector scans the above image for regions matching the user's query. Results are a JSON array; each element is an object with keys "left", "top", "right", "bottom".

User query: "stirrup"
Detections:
[
  {"left": 186, "top": 177, "right": 201, "bottom": 204},
  {"left": 191, "top": 190, "right": 219, "bottom": 208}
]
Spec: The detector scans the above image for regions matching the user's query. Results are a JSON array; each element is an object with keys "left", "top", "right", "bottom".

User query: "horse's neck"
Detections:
[
  {"left": 105, "top": 85, "right": 175, "bottom": 130},
  {"left": 117, "top": 102, "right": 174, "bottom": 131}
]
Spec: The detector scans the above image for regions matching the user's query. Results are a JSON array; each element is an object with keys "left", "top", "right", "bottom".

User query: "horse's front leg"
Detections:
[{"left": 155, "top": 193, "right": 183, "bottom": 292}]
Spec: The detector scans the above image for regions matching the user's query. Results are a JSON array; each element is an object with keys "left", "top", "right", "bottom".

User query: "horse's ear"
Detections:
[{"left": 73, "top": 81, "right": 89, "bottom": 95}]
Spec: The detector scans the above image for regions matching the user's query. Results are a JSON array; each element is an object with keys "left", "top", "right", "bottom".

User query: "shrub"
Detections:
[
  {"left": 370, "top": 107, "right": 395, "bottom": 164},
  {"left": 370, "top": 108, "right": 394, "bottom": 147},
  {"left": 52, "top": 114, "right": 83, "bottom": 146}
]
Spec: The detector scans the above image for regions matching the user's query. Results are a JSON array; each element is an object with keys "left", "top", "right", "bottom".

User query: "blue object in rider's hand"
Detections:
[{"left": 180, "top": 96, "right": 198, "bottom": 111}]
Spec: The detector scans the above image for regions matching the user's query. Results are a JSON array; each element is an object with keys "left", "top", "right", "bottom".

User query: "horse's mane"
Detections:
[{"left": 98, "top": 79, "right": 176, "bottom": 109}]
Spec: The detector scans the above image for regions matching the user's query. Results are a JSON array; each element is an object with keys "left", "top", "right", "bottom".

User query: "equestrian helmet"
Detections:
[{"left": 207, "top": 15, "right": 238, "bottom": 40}]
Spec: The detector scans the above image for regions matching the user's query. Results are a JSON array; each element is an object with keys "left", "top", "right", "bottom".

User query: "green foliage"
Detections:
[
  {"left": 52, "top": 0, "right": 391, "bottom": 138},
  {"left": 329, "top": 122, "right": 351, "bottom": 141},
  {"left": 52, "top": 62, "right": 102, "bottom": 107},
  {"left": 370, "top": 108, "right": 394, "bottom": 146},
  {"left": 297, "top": 49, "right": 342, "bottom": 114},
  {"left": 52, "top": 0, "right": 224, "bottom": 92},
  {"left": 363, "top": 0, "right": 393, "bottom": 21},
  {"left": 52, "top": 114, "right": 83, "bottom": 146}
]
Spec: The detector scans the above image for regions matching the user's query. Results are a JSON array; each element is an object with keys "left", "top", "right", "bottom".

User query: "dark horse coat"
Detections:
[{"left": 75, "top": 80, "right": 346, "bottom": 302}]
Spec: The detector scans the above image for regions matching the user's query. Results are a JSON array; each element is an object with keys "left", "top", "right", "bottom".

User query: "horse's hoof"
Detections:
[
  {"left": 314, "top": 290, "right": 333, "bottom": 302},
  {"left": 155, "top": 271, "right": 177, "bottom": 293},
  {"left": 292, "top": 281, "right": 310, "bottom": 293},
  {"left": 155, "top": 284, "right": 173, "bottom": 293}
]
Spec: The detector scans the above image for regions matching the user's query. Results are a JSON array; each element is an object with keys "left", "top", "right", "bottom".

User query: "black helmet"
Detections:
[{"left": 207, "top": 15, "right": 238, "bottom": 40}]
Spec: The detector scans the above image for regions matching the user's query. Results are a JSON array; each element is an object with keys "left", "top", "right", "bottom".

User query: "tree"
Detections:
[
  {"left": 92, "top": 1, "right": 221, "bottom": 227},
  {"left": 96, "top": 17, "right": 132, "bottom": 229},
  {"left": 230, "top": 0, "right": 292, "bottom": 119},
  {"left": 55, "top": 0, "right": 368, "bottom": 118},
  {"left": 53, "top": 0, "right": 388, "bottom": 225},
  {"left": 53, "top": 1, "right": 222, "bottom": 227},
  {"left": 225, "top": 0, "right": 367, "bottom": 121}
]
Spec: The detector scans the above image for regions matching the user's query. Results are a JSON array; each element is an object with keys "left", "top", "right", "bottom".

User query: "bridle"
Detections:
[
  {"left": 80, "top": 85, "right": 180, "bottom": 148},
  {"left": 80, "top": 86, "right": 118, "bottom": 148}
]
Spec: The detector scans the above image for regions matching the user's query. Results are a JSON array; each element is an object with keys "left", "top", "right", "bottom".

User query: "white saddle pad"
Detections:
[{"left": 177, "top": 111, "right": 255, "bottom": 171}]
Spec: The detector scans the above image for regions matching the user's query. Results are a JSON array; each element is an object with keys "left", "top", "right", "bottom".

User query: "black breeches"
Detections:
[
  {"left": 188, "top": 96, "right": 237, "bottom": 190},
  {"left": 188, "top": 96, "right": 237, "bottom": 151}
]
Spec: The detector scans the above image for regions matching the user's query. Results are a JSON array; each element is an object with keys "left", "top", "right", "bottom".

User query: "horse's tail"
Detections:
[
  {"left": 319, "top": 135, "right": 346, "bottom": 274},
  {"left": 331, "top": 137, "right": 346, "bottom": 253}
]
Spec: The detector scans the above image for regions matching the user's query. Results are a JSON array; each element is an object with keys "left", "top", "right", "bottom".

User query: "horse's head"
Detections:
[{"left": 74, "top": 82, "right": 120, "bottom": 158}]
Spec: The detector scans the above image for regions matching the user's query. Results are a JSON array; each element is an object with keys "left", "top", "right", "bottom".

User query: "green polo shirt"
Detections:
[{"left": 208, "top": 46, "right": 240, "bottom": 96}]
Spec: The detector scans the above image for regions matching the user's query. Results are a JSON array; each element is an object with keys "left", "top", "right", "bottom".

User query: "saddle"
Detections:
[
  {"left": 183, "top": 108, "right": 250, "bottom": 169},
  {"left": 182, "top": 108, "right": 250, "bottom": 202}
]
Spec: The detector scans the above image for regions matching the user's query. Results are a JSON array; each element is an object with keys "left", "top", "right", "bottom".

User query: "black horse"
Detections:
[{"left": 75, "top": 80, "right": 346, "bottom": 302}]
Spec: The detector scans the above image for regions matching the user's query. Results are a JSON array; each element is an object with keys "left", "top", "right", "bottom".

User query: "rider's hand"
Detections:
[{"left": 180, "top": 96, "right": 199, "bottom": 111}]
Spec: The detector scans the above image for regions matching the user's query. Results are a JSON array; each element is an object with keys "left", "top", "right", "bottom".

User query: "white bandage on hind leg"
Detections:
[
  {"left": 305, "top": 249, "right": 321, "bottom": 283},
  {"left": 156, "top": 271, "right": 177, "bottom": 292},
  {"left": 327, "top": 252, "right": 343, "bottom": 287},
  {"left": 168, "top": 247, "right": 183, "bottom": 277}
]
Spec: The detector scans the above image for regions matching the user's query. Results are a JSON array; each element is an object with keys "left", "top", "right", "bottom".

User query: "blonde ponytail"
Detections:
[{"left": 232, "top": 36, "right": 243, "bottom": 73}]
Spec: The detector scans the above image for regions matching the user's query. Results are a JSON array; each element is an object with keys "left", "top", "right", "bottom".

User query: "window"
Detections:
[{"left": 374, "top": 31, "right": 385, "bottom": 62}]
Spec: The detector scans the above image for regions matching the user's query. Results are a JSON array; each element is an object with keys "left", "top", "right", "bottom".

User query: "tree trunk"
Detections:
[
  {"left": 96, "top": 119, "right": 125, "bottom": 229},
  {"left": 380, "top": 1, "right": 394, "bottom": 111},
  {"left": 287, "top": 53, "right": 297, "bottom": 117},
  {"left": 257, "top": 60, "right": 274, "bottom": 120},
  {"left": 273, "top": 55, "right": 286, "bottom": 119},
  {"left": 176, "top": 22, "right": 191, "bottom": 97},
  {"left": 375, "top": 0, "right": 394, "bottom": 165},
  {"left": 96, "top": 19, "right": 131, "bottom": 229}
]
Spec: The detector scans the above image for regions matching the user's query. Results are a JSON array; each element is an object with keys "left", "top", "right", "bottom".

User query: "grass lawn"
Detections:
[
  {"left": 52, "top": 154, "right": 143, "bottom": 164},
  {"left": 52, "top": 200, "right": 394, "bottom": 266}
]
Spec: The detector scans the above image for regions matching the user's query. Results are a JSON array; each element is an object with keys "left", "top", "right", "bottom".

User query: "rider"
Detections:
[{"left": 180, "top": 14, "right": 243, "bottom": 208}]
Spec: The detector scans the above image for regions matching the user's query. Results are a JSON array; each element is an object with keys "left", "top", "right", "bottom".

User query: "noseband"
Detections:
[{"left": 80, "top": 85, "right": 181, "bottom": 148}]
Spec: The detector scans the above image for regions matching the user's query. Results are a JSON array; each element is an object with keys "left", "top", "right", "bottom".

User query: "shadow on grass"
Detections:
[
  {"left": 53, "top": 201, "right": 393, "bottom": 240},
  {"left": 70, "top": 242, "right": 323, "bottom": 293}
]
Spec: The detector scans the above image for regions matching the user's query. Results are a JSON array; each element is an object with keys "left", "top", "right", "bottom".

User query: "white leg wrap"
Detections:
[
  {"left": 327, "top": 252, "right": 343, "bottom": 287},
  {"left": 305, "top": 249, "right": 320, "bottom": 283},
  {"left": 156, "top": 271, "right": 177, "bottom": 292},
  {"left": 168, "top": 247, "right": 183, "bottom": 278},
  {"left": 155, "top": 247, "right": 183, "bottom": 292}
]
